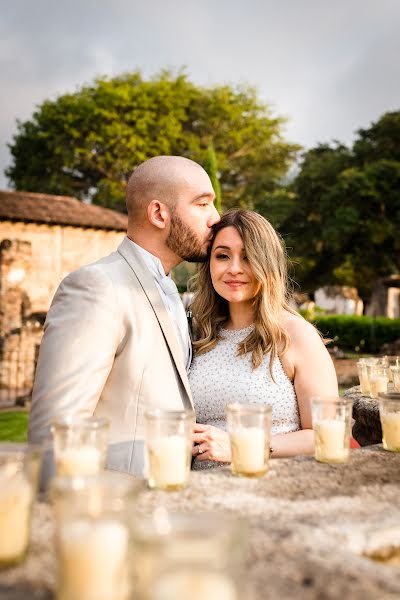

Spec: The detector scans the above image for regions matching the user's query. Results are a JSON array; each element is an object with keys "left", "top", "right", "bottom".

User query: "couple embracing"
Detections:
[{"left": 29, "top": 156, "right": 338, "bottom": 477}]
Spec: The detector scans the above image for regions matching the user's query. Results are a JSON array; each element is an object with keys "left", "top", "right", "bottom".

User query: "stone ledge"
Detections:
[{"left": 1, "top": 446, "right": 400, "bottom": 599}]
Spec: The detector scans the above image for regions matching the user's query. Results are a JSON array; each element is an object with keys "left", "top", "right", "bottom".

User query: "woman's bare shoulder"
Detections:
[{"left": 281, "top": 310, "right": 322, "bottom": 344}]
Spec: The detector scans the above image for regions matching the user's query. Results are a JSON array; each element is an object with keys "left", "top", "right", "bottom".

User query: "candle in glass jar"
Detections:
[
  {"left": 381, "top": 412, "right": 400, "bottom": 451},
  {"left": 148, "top": 435, "right": 188, "bottom": 489},
  {"left": 314, "top": 420, "right": 347, "bottom": 462},
  {"left": 57, "top": 446, "right": 102, "bottom": 476},
  {"left": 151, "top": 570, "right": 237, "bottom": 600},
  {"left": 230, "top": 427, "right": 266, "bottom": 475},
  {"left": 369, "top": 376, "right": 388, "bottom": 399},
  {"left": 58, "top": 519, "right": 129, "bottom": 600},
  {"left": 0, "top": 472, "right": 32, "bottom": 565}
]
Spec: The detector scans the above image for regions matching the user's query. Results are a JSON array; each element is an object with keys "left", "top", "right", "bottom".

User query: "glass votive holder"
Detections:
[
  {"left": 144, "top": 409, "right": 195, "bottom": 490},
  {"left": 385, "top": 356, "right": 400, "bottom": 382},
  {"left": 357, "top": 359, "right": 370, "bottom": 394},
  {"left": 0, "top": 443, "right": 43, "bottom": 568},
  {"left": 51, "top": 472, "right": 142, "bottom": 600},
  {"left": 367, "top": 364, "right": 389, "bottom": 399},
  {"left": 378, "top": 392, "right": 400, "bottom": 452},
  {"left": 52, "top": 416, "right": 109, "bottom": 477},
  {"left": 131, "top": 511, "right": 246, "bottom": 600},
  {"left": 312, "top": 397, "right": 353, "bottom": 464},
  {"left": 225, "top": 403, "right": 272, "bottom": 478},
  {"left": 390, "top": 366, "right": 400, "bottom": 391}
]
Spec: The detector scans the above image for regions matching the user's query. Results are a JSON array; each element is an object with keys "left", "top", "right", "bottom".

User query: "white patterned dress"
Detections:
[{"left": 188, "top": 325, "right": 300, "bottom": 469}]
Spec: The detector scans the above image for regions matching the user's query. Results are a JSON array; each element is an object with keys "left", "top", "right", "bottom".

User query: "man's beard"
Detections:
[{"left": 166, "top": 211, "right": 210, "bottom": 262}]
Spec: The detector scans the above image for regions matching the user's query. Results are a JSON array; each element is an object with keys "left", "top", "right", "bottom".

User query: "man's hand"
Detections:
[{"left": 192, "top": 423, "right": 231, "bottom": 463}]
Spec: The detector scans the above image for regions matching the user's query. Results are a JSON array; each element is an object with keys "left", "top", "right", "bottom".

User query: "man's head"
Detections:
[{"left": 126, "top": 156, "right": 220, "bottom": 266}]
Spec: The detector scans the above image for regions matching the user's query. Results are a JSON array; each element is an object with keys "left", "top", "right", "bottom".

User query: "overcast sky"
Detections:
[{"left": 1, "top": 0, "right": 399, "bottom": 189}]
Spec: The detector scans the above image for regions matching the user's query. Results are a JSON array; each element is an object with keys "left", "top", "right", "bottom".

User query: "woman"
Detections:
[{"left": 188, "top": 209, "right": 338, "bottom": 466}]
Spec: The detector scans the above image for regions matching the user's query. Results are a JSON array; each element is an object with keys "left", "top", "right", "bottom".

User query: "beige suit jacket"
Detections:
[{"left": 29, "top": 237, "right": 193, "bottom": 477}]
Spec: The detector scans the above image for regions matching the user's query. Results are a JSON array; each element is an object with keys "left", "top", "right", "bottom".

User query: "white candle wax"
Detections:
[
  {"left": 151, "top": 570, "right": 237, "bottom": 600},
  {"left": 58, "top": 519, "right": 129, "bottom": 600},
  {"left": 57, "top": 446, "right": 102, "bottom": 476},
  {"left": 230, "top": 427, "right": 266, "bottom": 474},
  {"left": 0, "top": 472, "right": 32, "bottom": 564},
  {"left": 369, "top": 376, "right": 388, "bottom": 399},
  {"left": 381, "top": 412, "right": 400, "bottom": 451},
  {"left": 148, "top": 435, "right": 188, "bottom": 488},
  {"left": 314, "top": 419, "right": 347, "bottom": 462}
]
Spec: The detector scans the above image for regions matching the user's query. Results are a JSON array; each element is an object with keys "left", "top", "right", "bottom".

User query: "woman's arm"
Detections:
[{"left": 273, "top": 312, "right": 339, "bottom": 457}]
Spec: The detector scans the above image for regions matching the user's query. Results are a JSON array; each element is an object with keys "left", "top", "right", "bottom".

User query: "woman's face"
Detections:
[{"left": 210, "top": 226, "right": 260, "bottom": 305}]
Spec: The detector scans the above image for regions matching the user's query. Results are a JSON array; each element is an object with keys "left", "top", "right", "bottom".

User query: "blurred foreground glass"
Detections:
[
  {"left": 226, "top": 403, "right": 272, "bottom": 477},
  {"left": 367, "top": 364, "right": 389, "bottom": 399},
  {"left": 132, "top": 511, "right": 246, "bottom": 600},
  {"left": 379, "top": 392, "right": 400, "bottom": 452},
  {"left": 312, "top": 397, "right": 353, "bottom": 464},
  {"left": 0, "top": 443, "right": 43, "bottom": 568},
  {"left": 52, "top": 416, "right": 109, "bottom": 477},
  {"left": 51, "top": 472, "right": 141, "bottom": 600},
  {"left": 145, "top": 409, "right": 195, "bottom": 490}
]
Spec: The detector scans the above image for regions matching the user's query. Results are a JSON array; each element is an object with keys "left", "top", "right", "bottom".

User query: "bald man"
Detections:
[{"left": 29, "top": 156, "right": 220, "bottom": 478}]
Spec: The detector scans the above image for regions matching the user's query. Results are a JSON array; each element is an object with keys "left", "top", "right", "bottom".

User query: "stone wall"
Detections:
[
  {"left": 0, "top": 221, "right": 125, "bottom": 313},
  {"left": 0, "top": 222, "right": 125, "bottom": 398}
]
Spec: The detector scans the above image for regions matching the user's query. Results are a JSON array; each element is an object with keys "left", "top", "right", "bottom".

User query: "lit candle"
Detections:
[
  {"left": 314, "top": 420, "right": 347, "bottom": 463},
  {"left": 0, "top": 472, "right": 32, "bottom": 565},
  {"left": 381, "top": 412, "right": 400, "bottom": 451},
  {"left": 148, "top": 435, "right": 189, "bottom": 489},
  {"left": 230, "top": 427, "right": 266, "bottom": 475},
  {"left": 369, "top": 376, "right": 388, "bottom": 399},
  {"left": 58, "top": 519, "right": 129, "bottom": 600},
  {"left": 56, "top": 446, "right": 102, "bottom": 476},
  {"left": 151, "top": 570, "right": 237, "bottom": 600}
]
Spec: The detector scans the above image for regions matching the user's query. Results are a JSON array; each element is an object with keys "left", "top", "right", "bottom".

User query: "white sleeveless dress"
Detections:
[{"left": 188, "top": 326, "right": 300, "bottom": 468}]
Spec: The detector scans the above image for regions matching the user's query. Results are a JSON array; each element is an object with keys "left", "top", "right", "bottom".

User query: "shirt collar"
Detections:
[{"left": 127, "top": 238, "right": 170, "bottom": 283}]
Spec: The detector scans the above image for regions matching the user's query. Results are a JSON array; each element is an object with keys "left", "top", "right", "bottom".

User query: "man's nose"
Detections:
[{"left": 209, "top": 203, "right": 221, "bottom": 226}]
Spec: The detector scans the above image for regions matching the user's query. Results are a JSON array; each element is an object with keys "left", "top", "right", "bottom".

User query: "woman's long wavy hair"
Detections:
[{"left": 190, "top": 209, "right": 297, "bottom": 375}]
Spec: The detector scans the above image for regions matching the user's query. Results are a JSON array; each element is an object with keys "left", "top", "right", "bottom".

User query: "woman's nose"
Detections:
[{"left": 228, "top": 259, "right": 243, "bottom": 274}]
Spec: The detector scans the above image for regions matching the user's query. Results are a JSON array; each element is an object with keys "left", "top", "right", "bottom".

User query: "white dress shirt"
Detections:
[{"left": 129, "top": 239, "right": 192, "bottom": 370}]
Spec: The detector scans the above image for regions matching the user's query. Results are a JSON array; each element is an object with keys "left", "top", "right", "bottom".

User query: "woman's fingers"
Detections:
[
  {"left": 192, "top": 433, "right": 206, "bottom": 444},
  {"left": 193, "top": 423, "right": 209, "bottom": 433}
]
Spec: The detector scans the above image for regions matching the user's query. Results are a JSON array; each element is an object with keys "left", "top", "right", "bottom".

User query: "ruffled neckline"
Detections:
[{"left": 220, "top": 324, "right": 254, "bottom": 341}]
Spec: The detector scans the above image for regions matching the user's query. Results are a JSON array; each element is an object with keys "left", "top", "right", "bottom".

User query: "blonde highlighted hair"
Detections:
[{"left": 190, "top": 209, "right": 297, "bottom": 373}]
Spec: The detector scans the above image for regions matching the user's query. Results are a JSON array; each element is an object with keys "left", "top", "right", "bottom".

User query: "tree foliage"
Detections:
[
  {"left": 203, "top": 143, "right": 222, "bottom": 213},
  {"left": 284, "top": 111, "right": 400, "bottom": 299},
  {"left": 6, "top": 71, "right": 299, "bottom": 211}
]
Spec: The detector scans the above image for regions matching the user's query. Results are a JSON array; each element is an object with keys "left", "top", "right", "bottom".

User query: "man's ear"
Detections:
[{"left": 147, "top": 200, "right": 170, "bottom": 230}]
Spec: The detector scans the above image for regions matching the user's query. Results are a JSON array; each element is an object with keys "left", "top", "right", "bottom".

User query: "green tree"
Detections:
[
  {"left": 203, "top": 143, "right": 222, "bottom": 213},
  {"left": 6, "top": 71, "right": 299, "bottom": 211},
  {"left": 284, "top": 112, "right": 400, "bottom": 300}
]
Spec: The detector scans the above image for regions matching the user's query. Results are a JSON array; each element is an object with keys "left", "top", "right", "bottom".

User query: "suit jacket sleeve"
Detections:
[{"left": 28, "top": 265, "right": 121, "bottom": 442}]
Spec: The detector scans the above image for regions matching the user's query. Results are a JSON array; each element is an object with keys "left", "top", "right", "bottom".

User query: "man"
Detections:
[{"left": 29, "top": 155, "right": 220, "bottom": 476}]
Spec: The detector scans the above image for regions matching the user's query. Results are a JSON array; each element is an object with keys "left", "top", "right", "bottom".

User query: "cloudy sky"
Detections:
[{"left": 1, "top": 0, "right": 399, "bottom": 189}]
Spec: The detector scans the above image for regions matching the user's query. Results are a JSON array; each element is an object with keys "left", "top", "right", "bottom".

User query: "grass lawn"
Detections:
[{"left": 0, "top": 411, "right": 28, "bottom": 442}]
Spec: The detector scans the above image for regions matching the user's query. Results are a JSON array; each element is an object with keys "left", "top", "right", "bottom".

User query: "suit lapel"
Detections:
[{"left": 117, "top": 238, "right": 193, "bottom": 409}]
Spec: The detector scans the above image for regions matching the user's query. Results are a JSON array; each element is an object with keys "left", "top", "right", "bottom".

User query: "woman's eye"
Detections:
[{"left": 215, "top": 253, "right": 229, "bottom": 260}]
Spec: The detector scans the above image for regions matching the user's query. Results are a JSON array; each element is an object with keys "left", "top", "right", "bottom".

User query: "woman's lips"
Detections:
[{"left": 224, "top": 281, "right": 247, "bottom": 288}]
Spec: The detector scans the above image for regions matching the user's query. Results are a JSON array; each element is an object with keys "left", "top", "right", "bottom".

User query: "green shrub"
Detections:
[{"left": 305, "top": 315, "right": 400, "bottom": 353}]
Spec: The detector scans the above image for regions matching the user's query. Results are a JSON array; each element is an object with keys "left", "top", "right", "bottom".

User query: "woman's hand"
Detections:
[{"left": 192, "top": 423, "right": 231, "bottom": 463}]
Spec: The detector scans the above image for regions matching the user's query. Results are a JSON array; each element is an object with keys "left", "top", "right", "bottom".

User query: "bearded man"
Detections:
[{"left": 29, "top": 156, "right": 220, "bottom": 477}]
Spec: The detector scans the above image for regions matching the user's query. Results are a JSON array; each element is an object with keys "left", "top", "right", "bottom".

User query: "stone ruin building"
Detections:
[{"left": 0, "top": 190, "right": 127, "bottom": 405}]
